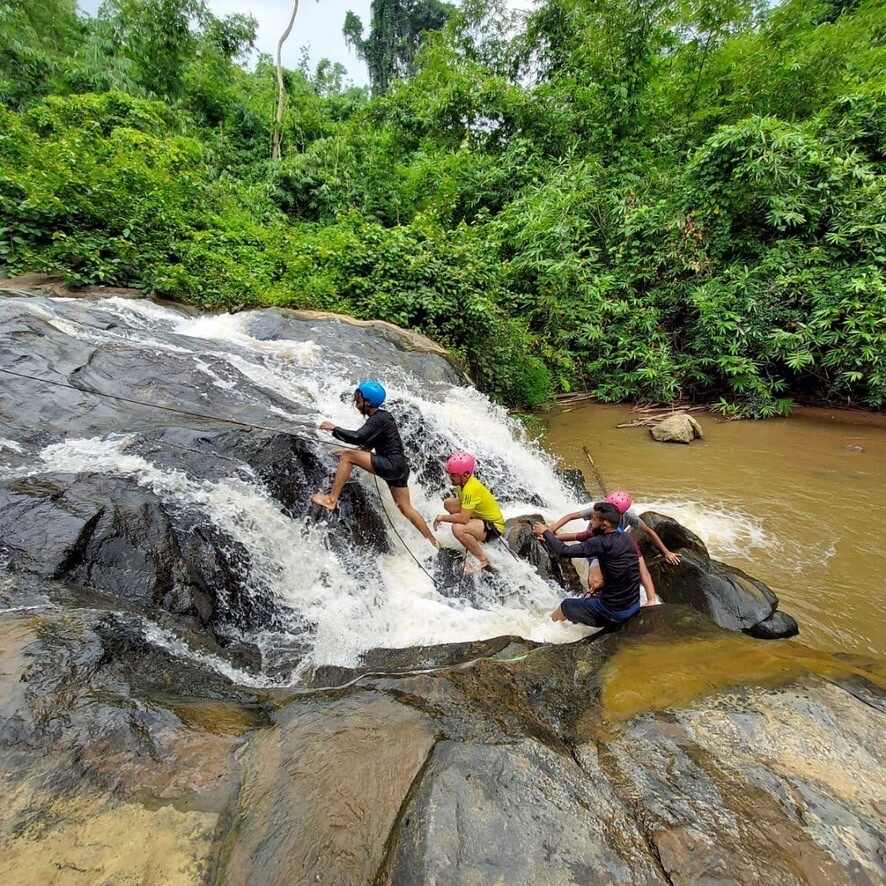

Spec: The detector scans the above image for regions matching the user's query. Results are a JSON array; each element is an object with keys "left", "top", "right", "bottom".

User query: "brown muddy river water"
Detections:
[{"left": 541, "top": 403, "right": 886, "bottom": 658}]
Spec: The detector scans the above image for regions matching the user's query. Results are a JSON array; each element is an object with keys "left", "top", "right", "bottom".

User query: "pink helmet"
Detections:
[
  {"left": 605, "top": 490, "right": 633, "bottom": 514},
  {"left": 446, "top": 452, "right": 476, "bottom": 476}
]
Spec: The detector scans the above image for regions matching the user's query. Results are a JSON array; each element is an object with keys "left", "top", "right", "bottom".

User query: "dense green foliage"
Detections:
[
  {"left": 344, "top": 0, "right": 455, "bottom": 95},
  {"left": 1, "top": 0, "right": 884, "bottom": 412}
]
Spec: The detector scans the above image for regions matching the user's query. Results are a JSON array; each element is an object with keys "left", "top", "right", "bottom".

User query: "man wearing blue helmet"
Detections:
[{"left": 312, "top": 380, "right": 438, "bottom": 548}]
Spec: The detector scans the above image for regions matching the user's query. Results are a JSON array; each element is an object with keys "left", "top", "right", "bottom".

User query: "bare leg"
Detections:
[
  {"left": 452, "top": 519, "right": 489, "bottom": 570},
  {"left": 391, "top": 486, "right": 438, "bottom": 548},
  {"left": 639, "top": 555, "right": 658, "bottom": 605},
  {"left": 587, "top": 559, "right": 604, "bottom": 594},
  {"left": 550, "top": 604, "right": 567, "bottom": 622},
  {"left": 443, "top": 497, "right": 460, "bottom": 514},
  {"left": 311, "top": 449, "right": 374, "bottom": 510}
]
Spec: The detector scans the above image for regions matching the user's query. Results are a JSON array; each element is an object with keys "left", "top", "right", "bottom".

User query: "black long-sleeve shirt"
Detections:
[
  {"left": 543, "top": 529, "right": 641, "bottom": 611},
  {"left": 331, "top": 409, "right": 406, "bottom": 462}
]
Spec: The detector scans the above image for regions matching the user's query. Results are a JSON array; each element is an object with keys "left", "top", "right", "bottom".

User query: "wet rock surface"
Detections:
[
  {"left": 504, "top": 513, "right": 584, "bottom": 593},
  {"left": 1, "top": 284, "right": 882, "bottom": 883},
  {"left": 0, "top": 597, "right": 266, "bottom": 885},
  {"left": 4, "top": 597, "right": 883, "bottom": 885},
  {"left": 637, "top": 512, "right": 799, "bottom": 638},
  {"left": 0, "top": 472, "right": 234, "bottom": 627}
]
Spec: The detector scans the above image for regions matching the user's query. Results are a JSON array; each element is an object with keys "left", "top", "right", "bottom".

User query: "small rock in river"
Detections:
[{"left": 651, "top": 412, "right": 704, "bottom": 444}]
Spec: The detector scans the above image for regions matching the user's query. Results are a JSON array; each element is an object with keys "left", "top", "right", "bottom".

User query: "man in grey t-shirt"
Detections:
[
  {"left": 580, "top": 504, "right": 642, "bottom": 535},
  {"left": 550, "top": 496, "right": 679, "bottom": 602}
]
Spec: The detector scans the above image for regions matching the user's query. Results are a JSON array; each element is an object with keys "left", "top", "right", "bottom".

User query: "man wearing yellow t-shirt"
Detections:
[{"left": 433, "top": 452, "right": 505, "bottom": 573}]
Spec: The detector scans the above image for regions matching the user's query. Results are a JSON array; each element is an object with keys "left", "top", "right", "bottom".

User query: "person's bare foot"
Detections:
[
  {"left": 310, "top": 492, "right": 337, "bottom": 511},
  {"left": 464, "top": 560, "right": 491, "bottom": 575},
  {"left": 550, "top": 605, "right": 566, "bottom": 622}
]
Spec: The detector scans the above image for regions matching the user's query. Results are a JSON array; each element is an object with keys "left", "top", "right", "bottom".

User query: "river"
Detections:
[{"left": 540, "top": 402, "right": 886, "bottom": 657}]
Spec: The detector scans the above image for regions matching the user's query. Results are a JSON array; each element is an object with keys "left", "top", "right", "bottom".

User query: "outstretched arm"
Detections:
[
  {"left": 638, "top": 520, "right": 681, "bottom": 566},
  {"left": 537, "top": 528, "right": 601, "bottom": 560},
  {"left": 550, "top": 510, "right": 586, "bottom": 534},
  {"left": 330, "top": 421, "right": 373, "bottom": 446}
]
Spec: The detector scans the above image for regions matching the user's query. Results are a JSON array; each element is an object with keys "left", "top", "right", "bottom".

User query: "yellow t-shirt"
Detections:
[{"left": 457, "top": 475, "right": 505, "bottom": 533}]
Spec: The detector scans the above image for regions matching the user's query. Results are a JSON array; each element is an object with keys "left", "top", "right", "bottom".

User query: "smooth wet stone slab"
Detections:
[
  {"left": 382, "top": 738, "right": 665, "bottom": 885},
  {"left": 0, "top": 603, "right": 884, "bottom": 884},
  {"left": 219, "top": 693, "right": 436, "bottom": 886},
  {"left": 0, "top": 610, "right": 254, "bottom": 885}
]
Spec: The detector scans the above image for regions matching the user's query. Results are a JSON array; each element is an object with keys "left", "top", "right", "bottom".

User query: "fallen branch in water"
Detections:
[
  {"left": 552, "top": 392, "right": 597, "bottom": 405},
  {"left": 582, "top": 445, "right": 608, "bottom": 497},
  {"left": 617, "top": 404, "right": 708, "bottom": 429}
]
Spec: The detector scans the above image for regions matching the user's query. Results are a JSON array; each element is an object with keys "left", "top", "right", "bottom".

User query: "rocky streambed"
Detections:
[
  {"left": 1, "top": 588, "right": 884, "bottom": 885},
  {"left": 0, "top": 279, "right": 884, "bottom": 884}
]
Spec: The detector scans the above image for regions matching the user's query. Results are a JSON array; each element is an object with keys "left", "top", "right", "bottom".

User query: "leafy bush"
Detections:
[{"left": 1, "top": 0, "right": 884, "bottom": 415}]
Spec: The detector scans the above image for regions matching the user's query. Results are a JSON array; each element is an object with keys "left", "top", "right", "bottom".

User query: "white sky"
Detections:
[{"left": 78, "top": 0, "right": 375, "bottom": 86}]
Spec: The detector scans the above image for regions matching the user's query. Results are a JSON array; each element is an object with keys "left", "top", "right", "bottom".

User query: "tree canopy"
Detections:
[{"left": 1, "top": 0, "right": 884, "bottom": 413}]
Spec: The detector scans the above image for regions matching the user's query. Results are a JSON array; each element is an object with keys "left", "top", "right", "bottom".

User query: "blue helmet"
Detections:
[{"left": 355, "top": 379, "right": 386, "bottom": 407}]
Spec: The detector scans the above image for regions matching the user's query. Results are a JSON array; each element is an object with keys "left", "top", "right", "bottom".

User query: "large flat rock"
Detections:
[{"left": 220, "top": 693, "right": 436, "bottom": 886}]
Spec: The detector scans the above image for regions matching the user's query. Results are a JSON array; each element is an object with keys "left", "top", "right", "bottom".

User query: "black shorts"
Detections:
[
  {"left": 482, "top": 520, "right": 502, "bottom": 541},
  {"left": 371, "top": 453, "right": 410, "bottom": 489},
  {"left": 561, "top": 596, "right": 641, "bottom": 627}
]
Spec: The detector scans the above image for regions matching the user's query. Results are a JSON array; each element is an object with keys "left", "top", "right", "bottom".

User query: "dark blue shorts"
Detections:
[
  {"left": 561, "top": 595, "right": 641, "bottom": 628},
  {"left": 371, "top": 453, "right": 410, "bottom": 488}
]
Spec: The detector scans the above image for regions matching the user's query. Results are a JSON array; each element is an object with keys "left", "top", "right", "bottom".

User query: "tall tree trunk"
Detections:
[{"left": 272, "top": 0, "right": 299, "bottom": 161}]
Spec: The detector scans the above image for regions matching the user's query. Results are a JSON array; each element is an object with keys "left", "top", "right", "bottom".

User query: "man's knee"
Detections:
[{"left": 443, "top": 497, "right": 459, "bottom": 514}]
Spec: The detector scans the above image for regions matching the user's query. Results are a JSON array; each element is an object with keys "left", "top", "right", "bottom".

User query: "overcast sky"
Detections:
[{"left": 78, "top": 0, "right": 375, "bottom": 86}]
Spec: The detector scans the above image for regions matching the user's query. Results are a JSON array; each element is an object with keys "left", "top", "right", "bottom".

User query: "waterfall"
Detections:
[{"left": 2, "top": 295, "right": 598, "bottom": 682}]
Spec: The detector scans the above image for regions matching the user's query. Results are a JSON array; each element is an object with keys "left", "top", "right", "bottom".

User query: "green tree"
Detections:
[
  {"left": 344, "top": 0, "right": 455, "bottom": 94},
  {"left": 95, "top": 0, "right": 203, "bottom": 99}
]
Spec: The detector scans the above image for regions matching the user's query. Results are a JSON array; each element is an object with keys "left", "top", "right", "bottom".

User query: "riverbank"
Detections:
[{"left": 540, "top": 401, "right": 886, "bottom": 657}]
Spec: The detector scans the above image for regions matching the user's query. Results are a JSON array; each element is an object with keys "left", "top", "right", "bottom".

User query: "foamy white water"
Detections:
[
  {"left": 634, "top": 497, "right": 770, "bottom": 561},
  {"left": 3, "top": 296, "right": 611, "bottom": 681},
  {"left": 4, "top": 294, "right": 778, "bottom": 681}
]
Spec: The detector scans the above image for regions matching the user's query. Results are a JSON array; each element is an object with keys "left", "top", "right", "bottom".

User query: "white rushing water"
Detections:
[
  {"left": 4, "top": 295, "right": 774, "bottom": 684},
  {"left": 5, "top": 297, "right": 605, "bottom": 680}
]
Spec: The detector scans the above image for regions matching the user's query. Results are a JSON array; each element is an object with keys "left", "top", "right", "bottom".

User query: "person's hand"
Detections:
[
  {"left": 664, "top": 550, "right": 681, "bottom": 567},
  {"left": 319, "top": 420, "right": 335, "bottom": 432},
  {"left": 531, "top": 522, "right": 547, "bottom": 538},
  {"left": 433, "top": 514, "right": 445, "bottom": 531}
]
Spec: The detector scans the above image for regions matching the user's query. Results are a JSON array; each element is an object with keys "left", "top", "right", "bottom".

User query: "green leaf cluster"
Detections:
[{"left": 1, "top": 0, "right": 884, "bottom": 414}]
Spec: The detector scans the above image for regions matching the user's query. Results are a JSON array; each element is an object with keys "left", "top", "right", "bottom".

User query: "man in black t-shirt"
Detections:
[
  {"left": 533, "top": 502, "right": 643, "bottom": 627},
  {"left": 312, "top": 380, "right": 437, "bottom": 548}
]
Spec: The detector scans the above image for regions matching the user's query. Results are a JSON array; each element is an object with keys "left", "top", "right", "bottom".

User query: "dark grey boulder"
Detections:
[
  {"left": 636, "top": 512, "right": 796, "bottom": 637},
  {"left": 0, "top": 472, "right": 262, "bottom": 642},
  {"left": 383, "top": 739, "right": 664, "bottom": 885},
  {"left": 504, "top": 513, "right": 583, "bottom": 593},
  {"left": 747, "top": 609, "right": 800, "bottom": 639}
]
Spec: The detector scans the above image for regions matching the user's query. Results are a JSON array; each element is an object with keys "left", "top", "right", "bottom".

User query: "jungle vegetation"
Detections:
[{"left": 1, "top": 0, "right": 884, "bottom": 413}]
